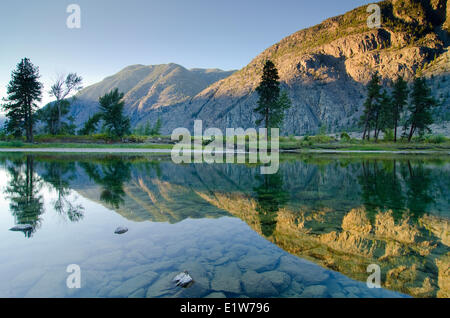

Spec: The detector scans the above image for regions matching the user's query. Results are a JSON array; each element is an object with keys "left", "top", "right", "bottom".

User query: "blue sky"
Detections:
[{"left": 0, "top": 0, "right": 377, "bottom": 106}]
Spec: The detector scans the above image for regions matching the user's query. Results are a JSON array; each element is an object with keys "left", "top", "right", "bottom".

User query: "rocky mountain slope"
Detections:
[
  {"left": 68, "top": 64, "right": 235, "bottom": 128},
  {"left": 68, "top": 0, "right": 450, "bottom": 135}
]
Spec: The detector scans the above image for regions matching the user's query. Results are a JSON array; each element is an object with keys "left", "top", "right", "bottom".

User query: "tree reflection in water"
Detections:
[
  {"left": 41, "top": 161, "right": 84, "bottom": 222},
  {"left": 80, "top": 159, "right": 132, "bottom": 209},
  {"left": 358, "top": 159, "right": 434, "bottom": 222},
  {"left": 4, "top": 156, "right": 44, "bottom": 238},
  {"left": 253, "top": 172, "right": 289, "bottom": 237}
]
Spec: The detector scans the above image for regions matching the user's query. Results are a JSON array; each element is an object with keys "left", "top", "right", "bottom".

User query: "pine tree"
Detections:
[
  {"left": 150, "top": 118, "right": 162, "bottom": 136},
  {"left": 98, "top": 89, "right": 130, "bottom": 138},
  {"left": 391, "top": 76, "right": 409, "bottom": 142},
  {"left": 254, "top": 60, "right": 291, "bottom": 132},
  {"left": 360, "top": 72, "right": 381, "bottom": 140},
  {"left": 143, "top": 121, "right": 151, "bottom": 136},
  {"left": 407, "top": 77, "right": 437, "bottom": 141},
  {"left": 2, "top": 58, "right": 42, "bottom": 142},
  {"left": 377, "top": 89, "right": 394, "bottom": 140}
]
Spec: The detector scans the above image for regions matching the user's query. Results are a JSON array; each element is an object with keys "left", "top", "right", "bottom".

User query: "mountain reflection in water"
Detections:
[{"left": 0, "top": 153, "right": 448, "bottom": 298}]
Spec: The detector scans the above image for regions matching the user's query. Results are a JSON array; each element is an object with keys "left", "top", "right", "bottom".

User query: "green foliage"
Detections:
[
  {"left": 303, "top": 134, "right": 335, "bottom": 144},
  {"left": 254, "top": 60, "right": 292, "bottom": 131},
  {"left": 123, "top": 135, "right": 147, "bottom": 143},
  {"left": 151, "top": 118, "right": 162, "bottom": 136},
  {"left": 360, "top": 74, "right": 408, "bottom": 142},
  {"left": 406, "top": 77, "right": 438, "bottom": 141},
  {"left": 2, "top": 58, "right": 43, "bottom": 142},
  {"left": 413, "top": 134, "right": 448, "bottom": 144},
  {"left": 377, "top": 89, "right": 395, "bottom": 137},
  {"left": 319, "top": 125, "right": 327, "bottom": 136},
  {"left": 133, "top": 118, "right": 162, "bottom": 136},
  {"left": 360, "top": 72, "right": 382, "bottom": 140},
  {"left": 5, "top": 140, "right": 25, "bottom": 147},
  {"left": 33, "top": 134, "right": 111, "bottom": 143},
  {"left": 383, "top": 128, "right": 395, "bottom": 142},
  {"left": 78, "top": 113, "right": 103, "bottom": 135},
  {"left": 0, "top": 127, "right": 6, "bottom": 141},
  {"left": 48, "top": 73, "right": 83, "bottom": 135},
  {"left": 340, "top": 132, "right": 351, "bottom": 141},
  {"left": 391, "top": 76, "right": 409, "bottom": 142},
  {"left": 37, "top": 100, "right": 75, "bottom": 135},
  {"left": 98, "top": 89, "right": 130, "bottom": 138},
  {"left": 143, "top": 121, "right": 151, "bottom": 136}
]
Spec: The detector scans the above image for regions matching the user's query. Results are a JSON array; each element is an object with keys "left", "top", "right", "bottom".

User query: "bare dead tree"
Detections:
[{"left": 49, "top": 73, "right": 83, "bottom": 133}]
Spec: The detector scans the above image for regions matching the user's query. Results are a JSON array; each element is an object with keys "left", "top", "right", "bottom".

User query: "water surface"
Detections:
[{"left": 0, "top": 153, "right": 448, "bottom": 298}]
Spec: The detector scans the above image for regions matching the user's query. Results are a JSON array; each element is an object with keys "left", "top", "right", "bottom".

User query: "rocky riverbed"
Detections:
[{"left": 0, "top": 217, "right": 405, "bottom": 298}]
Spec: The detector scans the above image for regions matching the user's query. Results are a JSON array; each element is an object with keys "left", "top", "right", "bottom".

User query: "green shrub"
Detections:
[
  {"left": 340, "top": 132, "right": 351, "bottom": 142},
  {"left": 8, "top": 141, "right": 24, "bottom": 147},
  {"left": 383, "top": 129, "right": 394, "bottom": 142},
  {"left": 301, "top": 134, "right": 335, "bottom": 144},
  {"left": 425, "top": 134, "right": 447, "bottom": 144},
  {"left": 123, "top": 135, "right": 146, "bottom": 143}
]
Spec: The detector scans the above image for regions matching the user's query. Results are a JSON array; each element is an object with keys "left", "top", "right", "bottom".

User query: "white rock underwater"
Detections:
[{"left": 173, "top": 271, "right": 194, "bottom": 288}]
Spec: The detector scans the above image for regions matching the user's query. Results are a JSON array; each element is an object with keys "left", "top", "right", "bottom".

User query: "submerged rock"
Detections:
[
  {"left": 9, "top": 224, "right": 33, "bottom": 232},
  {"left": 211, "top": 263, "right": 242, "bottom": 294},
  {"left": 242, "top": 270, "right": 278, "bottom": 297},
  {"left": 114, "top": 227, "right": 128, "bottom": 235},
  {"left": 300, "top": 285, "right": 328, "bottom": 298},
  {"left": 109, "top": 272, "right": 158, "bottom": 298},
  {"left": 173, "top": 271, "right": 194, "bottom": 288}
]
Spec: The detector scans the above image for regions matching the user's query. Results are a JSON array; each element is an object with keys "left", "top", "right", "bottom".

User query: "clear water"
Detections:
[{"left": 0, "top": 153, "right": 448, "bottom": 298}]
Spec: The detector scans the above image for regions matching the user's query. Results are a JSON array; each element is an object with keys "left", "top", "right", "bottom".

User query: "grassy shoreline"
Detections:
[
  {"left": 1, "top": 141, "right": 449, "bottom": 153},
  {"left": 0, "top": 142, "right": 174, "bottom": 149}
]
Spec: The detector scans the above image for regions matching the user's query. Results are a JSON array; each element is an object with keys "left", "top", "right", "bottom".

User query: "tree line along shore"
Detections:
[{"left": 1, "top": 58, "right": 448, "bottom": 152}]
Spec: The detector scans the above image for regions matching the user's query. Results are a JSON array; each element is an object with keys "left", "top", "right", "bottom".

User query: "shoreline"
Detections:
[{"left": 0, "top": 147, "right": 449, "bottom": 155}]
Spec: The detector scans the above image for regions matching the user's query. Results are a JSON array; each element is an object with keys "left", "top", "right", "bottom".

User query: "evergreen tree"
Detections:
[
  {"left": 143, "top": 121, "right": 151, "bottom": 136},
  {"left": 254, "top": 60, "right": 291, "bottom": 132},
  {"left": 376, "top": 89, "right": 394, "bottom": 140},
  {"left": 150, "top": 118, "right": 162, "bottom": 136},
  {"left": 360, "top": 72, "right": 381, "bottom": 140},
  {"left": 2, "top": 58, "right": 43, "bottom": 142},
  {"left": 406, "top": 77, "right": 437, "bottom": 141},
  {"left": 98, "top": 89, "right": 130, "bottom": 138},
  {"left": 391, "top": 76, "right": 409, "bottom": 142}
]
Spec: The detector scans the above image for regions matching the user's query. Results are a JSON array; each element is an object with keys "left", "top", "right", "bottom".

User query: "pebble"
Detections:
[{"left": 114, "top": 227, "right": 128, "bottom": 235}]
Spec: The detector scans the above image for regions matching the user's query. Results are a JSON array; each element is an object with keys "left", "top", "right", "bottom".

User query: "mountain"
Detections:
[
  {"left": 69, "top": 0, "right": 450, "bottom": 135},
  {"left": 68, "top": 64, "right": 236, "bottom": 128}
]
